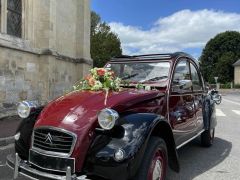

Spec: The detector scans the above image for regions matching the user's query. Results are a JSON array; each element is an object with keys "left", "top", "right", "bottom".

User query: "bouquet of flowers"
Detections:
[{"left": 73, "top": 68, "right": 122, "bottom": 92}]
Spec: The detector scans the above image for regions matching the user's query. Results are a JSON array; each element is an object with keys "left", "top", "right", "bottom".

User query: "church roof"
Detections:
[{"left": 233, "top": 59, "right": 240, "bottom": 66}]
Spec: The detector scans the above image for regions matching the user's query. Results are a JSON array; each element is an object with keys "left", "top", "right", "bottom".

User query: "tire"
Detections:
[
  {"left": 201, "top": 128, "right": 215, "bottom": 147},
  {"left": 134, "top": 137, "right": 168, "bottom": 180}
]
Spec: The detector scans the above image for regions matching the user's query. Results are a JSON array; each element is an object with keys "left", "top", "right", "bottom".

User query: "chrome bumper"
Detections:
[{"left": 7, "top": 153, "right": 89, "bottom": 180}]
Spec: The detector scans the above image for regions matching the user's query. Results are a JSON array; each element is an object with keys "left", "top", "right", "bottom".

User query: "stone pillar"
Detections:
[
  {"left": 76, "top": 0, "right": 91, "bottom": 60},
  {"left": 1, "top": 0, "right": 7, "bottom": 33}
]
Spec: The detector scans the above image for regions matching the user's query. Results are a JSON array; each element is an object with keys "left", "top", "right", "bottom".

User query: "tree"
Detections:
[
  {"left": 199, "top": 31, "right": 240, "bottom": 83},
  {"left": 91, "top": 11, "right": 122, "bottom": 67}
]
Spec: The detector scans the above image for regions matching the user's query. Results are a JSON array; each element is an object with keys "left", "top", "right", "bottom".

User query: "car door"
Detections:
[
  {"left": 189, "top": 61, "right": 205, "bottom": 132},
  {"left": 169, "top": 59, "right": 196, "bottom": 146}
]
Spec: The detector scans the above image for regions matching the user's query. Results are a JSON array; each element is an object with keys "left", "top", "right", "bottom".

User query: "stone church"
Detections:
[{"left": 0, "top": 0, "right": 91, "bottom": 108}]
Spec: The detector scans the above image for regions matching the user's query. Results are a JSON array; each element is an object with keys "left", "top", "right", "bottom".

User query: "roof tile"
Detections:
[{"left": 233, "top": 59, "right": 240, "bottom": 66}]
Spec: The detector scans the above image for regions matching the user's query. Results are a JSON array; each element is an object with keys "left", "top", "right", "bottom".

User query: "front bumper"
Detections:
[{"left": 7, "top": 153, "right": 88, "bottom": 180}]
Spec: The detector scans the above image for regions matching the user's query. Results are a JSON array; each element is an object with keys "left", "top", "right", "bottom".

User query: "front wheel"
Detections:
[
  {"left": 134, "top": 137, "right": 168, "bottom": 180},
  {"left": 201, "top": 128, "right": 215, "bottom": 147}
]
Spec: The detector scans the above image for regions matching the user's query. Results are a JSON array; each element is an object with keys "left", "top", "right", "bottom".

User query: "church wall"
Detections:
[
  {"left": 0, "top": 46, "right": 91, "bottom": 108},
  {"left": 0, "top": 0, "right": 91, "bottom": 109}
]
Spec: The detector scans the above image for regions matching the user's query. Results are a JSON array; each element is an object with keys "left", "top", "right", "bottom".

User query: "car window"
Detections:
[
  {"left": 172, "top": 59, "right": 192, "bottom": 92},
  {"left": 190, "top": 62, "right": 203, "bottom": 91},
  {"left": 106, "top": 62, "right": 170, "bottom": 85}
]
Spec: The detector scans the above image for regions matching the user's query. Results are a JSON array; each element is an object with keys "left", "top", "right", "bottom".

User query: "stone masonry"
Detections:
[
  {"left": 233, "top": 60, "right": 240, "bottom": 85},
  {"left": 0, "top": 0, "right": 92, "bottom": 109}
]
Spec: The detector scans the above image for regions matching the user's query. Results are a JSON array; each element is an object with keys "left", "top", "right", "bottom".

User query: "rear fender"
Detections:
[{"left": 203, "top": 95, "right": 217, "bottom": 130}]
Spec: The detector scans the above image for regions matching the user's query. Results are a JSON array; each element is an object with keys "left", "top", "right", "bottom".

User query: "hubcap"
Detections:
[
  {"left": 148, "top": 149, "right": 166, "bottom": 180},
  {"left": 153, "top": 160, "right": 162, "bottom": 180}
]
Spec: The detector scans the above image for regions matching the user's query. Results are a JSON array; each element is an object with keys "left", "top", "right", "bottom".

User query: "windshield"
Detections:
[{"left": 105, "top": 61, "right": 170, "bottom": 84}]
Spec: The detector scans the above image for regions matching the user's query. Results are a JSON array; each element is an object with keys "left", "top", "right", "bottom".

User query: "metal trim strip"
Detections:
[{"left": 176, "top": 129, "right": 205, "bottom": 149}]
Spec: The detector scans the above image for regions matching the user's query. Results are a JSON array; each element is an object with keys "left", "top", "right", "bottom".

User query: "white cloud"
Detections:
[{"left": 109, "top": 9, "right": 240, "bottom": 57}]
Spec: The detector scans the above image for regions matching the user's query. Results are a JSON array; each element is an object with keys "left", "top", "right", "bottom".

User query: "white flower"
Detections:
[{"left": 91, "top": 81, "right": 103, "bottom": 90}]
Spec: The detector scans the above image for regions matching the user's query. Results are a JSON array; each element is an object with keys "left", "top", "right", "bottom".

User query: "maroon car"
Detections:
[{"left": 7, "top": 52, "right": 218, "bottom": 180}]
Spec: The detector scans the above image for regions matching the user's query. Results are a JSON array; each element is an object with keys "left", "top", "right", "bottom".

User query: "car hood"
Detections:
[{"left": 35, "top": 89, "right": 163, "bottom": 130}]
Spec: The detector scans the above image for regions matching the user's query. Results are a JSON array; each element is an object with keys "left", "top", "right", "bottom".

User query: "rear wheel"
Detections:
[
  {"left": 134, "top": 137, "right": 168, "bottom": 180},
  {"left": 201, "top": 128, "right": 215, "bottom": 147},
  {"left": 201, "top": 99, "right": 215, "bottom": 147}
]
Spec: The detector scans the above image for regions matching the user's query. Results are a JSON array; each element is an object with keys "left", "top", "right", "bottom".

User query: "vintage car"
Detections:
[{"left": 7, "top": 52, "right": 219, "bottom": 180}]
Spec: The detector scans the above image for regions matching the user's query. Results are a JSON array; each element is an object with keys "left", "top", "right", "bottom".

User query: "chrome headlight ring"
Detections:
[
  {"left": 17, "top": 101, "right": 37, "bottom": 118},
  {"left": 98, "top": 108, "right": 119, "bottom": 130}
]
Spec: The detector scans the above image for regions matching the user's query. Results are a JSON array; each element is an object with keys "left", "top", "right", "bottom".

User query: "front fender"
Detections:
[
  {"left": 15, "top": 106, "right": 44, "bottom": 160},
  {"left": 84, "top": 113, "right": 168, "bottom": 179}
]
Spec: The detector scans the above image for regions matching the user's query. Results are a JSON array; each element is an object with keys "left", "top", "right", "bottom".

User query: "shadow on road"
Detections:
[{"left": 167, "top": 137, "right": 232, "bottom": 180}]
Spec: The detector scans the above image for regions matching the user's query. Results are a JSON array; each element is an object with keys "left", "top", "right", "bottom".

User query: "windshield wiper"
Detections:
[
  {"left": 141, "top": 76, "right": 168, "bottom": 83},
  {"left": 122, "top": 73, "right": 138, "bottom": 80}
]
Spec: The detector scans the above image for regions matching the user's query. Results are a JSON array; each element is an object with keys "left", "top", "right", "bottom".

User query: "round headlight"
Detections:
[
  {"left": 17, "top": 101, "right": 36, "bottom": 118},
  {"left": 114, "top": 149, "right": 125, "bottom": 161},
  {"left": 14, "top": 132, "right": 21, "bottom": 141},
  {"left": 98, "top": 108, "right": 119, "bottom": 130}
]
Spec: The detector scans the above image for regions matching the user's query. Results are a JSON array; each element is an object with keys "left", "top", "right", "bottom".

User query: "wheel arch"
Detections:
[{"left": 150, "top": 120, "right": 180, "bottom": 172}]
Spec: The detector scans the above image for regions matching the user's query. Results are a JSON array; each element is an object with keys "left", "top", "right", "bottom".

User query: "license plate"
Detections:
[{"left": 29, "top": 149, "right": 75, "bottom": 173}]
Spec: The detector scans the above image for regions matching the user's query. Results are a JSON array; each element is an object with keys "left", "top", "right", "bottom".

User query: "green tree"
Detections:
[
  {"left": 199, "top": 31, "right": 240, "bottom": 83},
  {"left": 91, "top": 11, "right": 122, "bottom": 67}
]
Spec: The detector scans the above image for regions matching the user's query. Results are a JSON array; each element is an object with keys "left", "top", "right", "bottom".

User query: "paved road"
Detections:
[{"left": 0, "top": 93, "right": 240, "bottom": 180}]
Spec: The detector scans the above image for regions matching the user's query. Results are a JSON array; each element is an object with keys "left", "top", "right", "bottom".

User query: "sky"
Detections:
[{"left": 91, "top": 0, "right": 240, "bottom": 59}]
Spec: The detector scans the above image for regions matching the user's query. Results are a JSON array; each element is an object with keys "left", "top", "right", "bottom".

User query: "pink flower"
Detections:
[
  {"left": 85, "top": 75, "right": 95, "bottom": 86},
  {"left": 88, "top": 77, "right": 95, "bottom": 86},
  {"left": 97, "top": 68, "right": 106, "bottom": 76}
]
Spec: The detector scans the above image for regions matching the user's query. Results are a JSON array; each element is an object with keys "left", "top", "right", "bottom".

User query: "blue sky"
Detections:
[{"left": 91, "top": 0, "right": 240, "bottom": 59}]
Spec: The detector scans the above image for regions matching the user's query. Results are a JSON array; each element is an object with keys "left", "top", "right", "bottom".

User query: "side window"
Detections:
[
  {"left": 172, "top": 59, "right": 192, "bottom": 92},
  {"left": 190, "top": 63, "right": 202, "bottom": 91},
  {"left": 7, "top": 0, "right": 22, "bottom": 38}
]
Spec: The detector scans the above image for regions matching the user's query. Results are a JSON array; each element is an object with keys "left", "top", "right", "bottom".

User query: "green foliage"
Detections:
[
  {"left": 199, "top": 31, "right": 240, "bottom": 83},
  {"left": 220, "top": 83, "right": 231, "bottom": 89},
  {"left": 234, "top": 84, "right": 240, "bottom": 89},
  {"left": 91, "top": 12, "right": 122, "bottom": 67}
]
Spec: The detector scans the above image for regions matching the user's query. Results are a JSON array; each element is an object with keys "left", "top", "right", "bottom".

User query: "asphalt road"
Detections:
[{"left": 0, "top": 93, "right": 239, "bottom": 180}]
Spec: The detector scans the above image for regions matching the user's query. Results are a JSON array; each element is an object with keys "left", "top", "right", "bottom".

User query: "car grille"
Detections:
[{"left": 32, "top": 127, "right": 76, "bottom": 156}]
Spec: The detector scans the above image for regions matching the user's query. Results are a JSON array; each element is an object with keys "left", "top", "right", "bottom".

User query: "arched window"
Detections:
[{"left": 7, "top": 0, "right": 22, "bottom": 37}]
